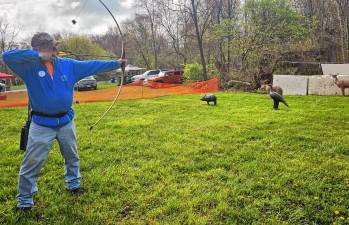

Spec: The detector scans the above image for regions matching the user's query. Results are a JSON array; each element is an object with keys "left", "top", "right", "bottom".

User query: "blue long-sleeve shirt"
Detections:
[{"left": 2, "top": 49, "right": 120, "bottom": 127}]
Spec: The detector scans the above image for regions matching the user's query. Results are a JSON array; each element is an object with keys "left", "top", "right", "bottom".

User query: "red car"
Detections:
[{"left": 152, "top": 70, "right": 184, "bottom": 84}]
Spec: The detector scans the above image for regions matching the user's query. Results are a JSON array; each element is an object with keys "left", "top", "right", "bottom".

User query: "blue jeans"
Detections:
[{"left": 17, "top": 120, "right": 81, "bottom": 208}]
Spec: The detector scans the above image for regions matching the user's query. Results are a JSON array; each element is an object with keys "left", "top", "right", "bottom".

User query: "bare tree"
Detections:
[
  {"left": 188, "top": 0, "right": 216, "bottom": 80},
  {"left": 212, "top": 0, "right": 240, "bottom": 80},
  {"left": 334, "top": 0, "right": 349, "bottom": 62},
  {"left": 91, "top": 26, "right": 122, "bottom": 57},
  {"left": 137, "top": 0, "right": 160, "bottom": 68},
  {"left": 294, "top": 0, "right": 348, "bottom": 62},
  {"left": 0, "top": 18, "right": 20, "bottom": 73},
  {"left": 156, "top": 0, "right": 189, "bottom": 65},
  {"left": 124, "top": 15, "right": 153, "bottom": 69}
]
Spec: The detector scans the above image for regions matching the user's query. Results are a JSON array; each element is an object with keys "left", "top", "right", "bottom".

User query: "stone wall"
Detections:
[
  {"left": 273, "top": 75, "right": 349, "bottom": 96},
  {"left": 308, "top": 75, "right": 349, "bottom": 95},
  {"left": 273, "top": 75, "right": 309, "bottom": 95}
]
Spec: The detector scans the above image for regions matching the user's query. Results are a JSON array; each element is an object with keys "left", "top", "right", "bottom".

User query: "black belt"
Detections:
[{"left": 31, "top": 110, "right": 69, "bottom": 118}]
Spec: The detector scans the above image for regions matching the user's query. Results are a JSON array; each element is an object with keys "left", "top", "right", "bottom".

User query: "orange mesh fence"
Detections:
[{"left": 0, "top": 78, "right": 219, "bottom": 108}]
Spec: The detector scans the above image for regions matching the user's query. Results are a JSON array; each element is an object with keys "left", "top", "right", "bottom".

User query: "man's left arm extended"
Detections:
[{"left": 71, "top": 59, "right": 121, "bottom": 82}]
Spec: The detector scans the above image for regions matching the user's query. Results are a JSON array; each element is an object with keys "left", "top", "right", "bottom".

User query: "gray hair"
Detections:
[{"left": 31, "top": 32, "right": 57, "bottom": 50}]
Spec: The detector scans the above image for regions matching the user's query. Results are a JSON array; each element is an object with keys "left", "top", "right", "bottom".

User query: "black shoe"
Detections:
[
  {"left": 16, "top": 206, "right": 32, "bottom": 212},
  {"left": 68, "top": 187, "right": 86, "bottom": 195}
]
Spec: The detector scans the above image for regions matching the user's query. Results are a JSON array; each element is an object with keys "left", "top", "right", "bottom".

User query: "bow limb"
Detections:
[{"left": 89, "top": 0, "right": 126, "bottom": 130}]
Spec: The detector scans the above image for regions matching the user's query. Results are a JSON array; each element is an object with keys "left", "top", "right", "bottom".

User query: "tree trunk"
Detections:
[
  {"left": 347, "top": 16, "right": 349, "bottom": 59},
  {"left": 335, "top": 0, "right": 346, "bottom": 62},
  {"left": 143, "top": 1, "right": 158, "bottom": 68},
  {"left": 190, "top": 0, "right": 208, "bottom": 80},
  {"left": 134, "top": 36, "right": 152, "bottom": 69},
  {"left": 150, "top": 21, "right": 158, "bottom": 68},
  {"left": 227, "top": 0, "right": 233, "bottom": 72}
]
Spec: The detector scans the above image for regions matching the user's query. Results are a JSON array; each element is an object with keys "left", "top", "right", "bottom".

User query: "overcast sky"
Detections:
[{"left": 0, "top": 0, "right": 135, "bottom": 41}]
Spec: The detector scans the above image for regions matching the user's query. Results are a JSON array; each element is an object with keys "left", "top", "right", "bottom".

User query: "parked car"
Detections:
[
  {"left": 74, "top": 76, "right": 97, "bottom": 91},
  {"left": 152, "top": 70, "right": 184, "bottom": 84},
  {"left": 131, "top": 69, "right": 168, "bottom": 82},
  {"left": 0, "top": 82, "right": 5, "bottom": 92}
]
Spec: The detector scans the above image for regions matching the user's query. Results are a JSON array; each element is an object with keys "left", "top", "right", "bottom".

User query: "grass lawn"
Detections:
[
  {"left": 0, "top": 92, "right": 348, "bottom": 224},
  {"left": 9, "top": 84, "right": 26, "bottom": 91},
  {"left": 97, "top": 81, "right": 119, "bottom": 90}
]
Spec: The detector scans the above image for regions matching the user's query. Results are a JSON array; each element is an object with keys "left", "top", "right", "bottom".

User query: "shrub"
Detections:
[{"left": 183, "top": 63, "right": 203, "bottom": 82}]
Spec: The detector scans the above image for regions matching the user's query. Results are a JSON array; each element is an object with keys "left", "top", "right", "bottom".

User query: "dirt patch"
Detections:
[{"left": 0, "top": 78, "right": 219, "bottom": 107}]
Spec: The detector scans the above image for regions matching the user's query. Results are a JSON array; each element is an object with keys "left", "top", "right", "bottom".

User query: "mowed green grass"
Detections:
[{"left": 0, "top": 92, "right": 349, "bottom": 225}]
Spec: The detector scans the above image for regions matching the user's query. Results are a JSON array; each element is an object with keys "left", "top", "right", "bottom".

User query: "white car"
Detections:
[
  {"left": 131, "top": 69, "right": 168, "bottom": 82},
  {"left": 157, "top": 71, "right": 165, "bottom": 78}
]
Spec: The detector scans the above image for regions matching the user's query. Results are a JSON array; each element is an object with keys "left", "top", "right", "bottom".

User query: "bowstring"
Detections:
[
  {"left": 88, "top": 0, "right": 126, "bottom": 131},
  {"left": 69, "top": 0, "right": 126, "bottom": 131}
]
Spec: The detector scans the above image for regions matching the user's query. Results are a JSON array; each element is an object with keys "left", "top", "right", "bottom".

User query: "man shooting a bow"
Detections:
[{"left": 2, "top": 32, "right": 126, "bottom": 211}]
